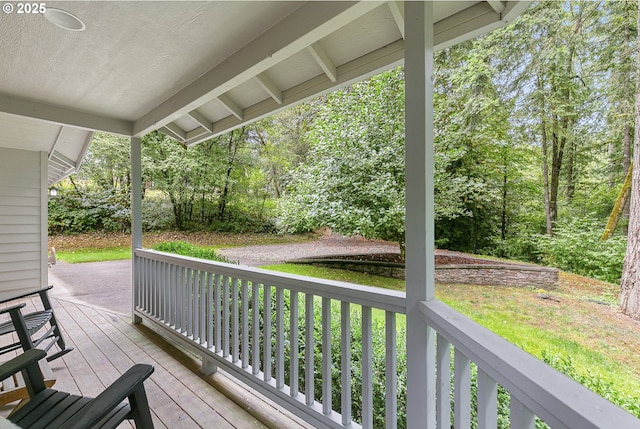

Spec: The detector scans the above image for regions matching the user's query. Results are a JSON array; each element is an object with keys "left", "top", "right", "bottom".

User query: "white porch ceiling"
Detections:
[{"left": 0, "top": 1, "right": 530, "bottom": 184}]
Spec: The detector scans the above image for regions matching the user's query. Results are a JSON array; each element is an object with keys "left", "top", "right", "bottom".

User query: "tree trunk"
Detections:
[
  {"left": 623, "top": 123, "right": 632, "bottom": 236},
  {"left": 565, "top": 138, "right": 575, "bottom": 201},
  {"left": 620, "top": 1, "right": 640, "bottom": 319},
  {"left": 602, "top": 162, "right": 633, "bottom": 240},
  {"left": 501, "top": 147, "right": 508, "bottom": 244},
  {"left": 218, "top": 129, "right": 242, "bottom": 221},
  {"left": 542, "top": 117, "right": 553, "bottom": 235}
]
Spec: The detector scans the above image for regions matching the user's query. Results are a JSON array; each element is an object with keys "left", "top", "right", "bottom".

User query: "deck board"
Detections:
[{"left": 0, "top": 293, "right": 293, "bottom": 428}]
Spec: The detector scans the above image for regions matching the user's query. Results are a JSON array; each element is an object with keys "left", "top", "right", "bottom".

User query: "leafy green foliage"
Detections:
[
  {"left": 277, "top": 68, "right": 407, "bottom": 252},
  {"left": 277, "top": 68, "right": 483, "bottom": 255},
  {"left": 152, "top": 241, "right": 232, "bottom": 264},
  {"left": 542, "top": 351, "right": 640, "bottom": 419},
  {"left": 48, "top": 188, "right": 130, "bottom": 234},
  {"left": 536, "top": 217, "right": 627, "bottom": 283}
]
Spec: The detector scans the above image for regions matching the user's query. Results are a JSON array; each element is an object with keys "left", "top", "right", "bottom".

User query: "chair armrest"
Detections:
[
  {"left": 0, "top": 303, "right": 26, "bottom": 316},
  {"left": 0, "top": 349, "right": 46, "bottom": 380},
  {"left": 0, "top": 286, "right": 54, "bottom": 305},
  {"left": 65, "top": 364, "right": 154, "bottom": 429}
]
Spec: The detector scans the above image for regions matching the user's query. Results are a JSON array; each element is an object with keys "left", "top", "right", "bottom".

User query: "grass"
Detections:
[
  {"left": 262, "top": 263, "right": 640, "bottom": 399},
  {"left": 259, "top": 263, "right": 405, "bottom": 290},
  {"left": 57, "top": 246, "right": 131, "bottom": 263}
]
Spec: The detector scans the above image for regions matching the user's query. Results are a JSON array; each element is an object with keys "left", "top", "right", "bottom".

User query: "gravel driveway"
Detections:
[{"left": 217, "top": 234, "right": 400, "bottom": 266}]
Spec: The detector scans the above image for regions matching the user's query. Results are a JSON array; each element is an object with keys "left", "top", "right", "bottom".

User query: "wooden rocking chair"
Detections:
[
  {"left": 2, "top": 348, "right": 155, "bottom": 428},
  {"left": 0, "top": 286, "right": 73, "bottom": 362}
]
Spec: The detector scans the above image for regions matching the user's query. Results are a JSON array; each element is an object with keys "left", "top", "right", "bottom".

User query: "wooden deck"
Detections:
[{"left": 0, "top": 293, "right": 310, "bottom": 429}]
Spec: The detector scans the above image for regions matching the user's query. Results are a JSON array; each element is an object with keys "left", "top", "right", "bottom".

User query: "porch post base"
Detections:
[{"left": 202, "top": 357, "right": 218, "bottom": 375}]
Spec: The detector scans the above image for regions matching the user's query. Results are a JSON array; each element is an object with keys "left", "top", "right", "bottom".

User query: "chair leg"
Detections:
[
  {"left": 39, "top": 290, "right": 73, "bottom": 362},
  {"left": 128, "top": 386, "right": 154, "bottom": 429}
]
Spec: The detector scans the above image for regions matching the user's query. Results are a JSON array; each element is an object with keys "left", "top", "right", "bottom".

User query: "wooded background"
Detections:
[{"left": 49, "top": 1, "right": 636, "bottom": 284}]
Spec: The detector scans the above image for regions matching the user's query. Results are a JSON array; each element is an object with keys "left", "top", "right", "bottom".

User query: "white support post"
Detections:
[
  {"left": 405, "top": 2, "right": 435, "bottom": 429},
  {"left": 131, "top": 136, "right": 143, "bottom": 324}
]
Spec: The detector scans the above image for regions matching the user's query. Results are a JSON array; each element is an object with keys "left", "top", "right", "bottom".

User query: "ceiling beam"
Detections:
[
  {"left": 218, "top": 94, "right": 244, "bottom": 120},
  {"left": 434, "top": 2, "right": 500, "bottom": 50},
  {"left": 433, "top": 2, "right": 532, "bottom": 50},
  {"left": 188, "top": 110, "right": 214, "bottom": 133},
  {"left": 307, "top": 43, "right": 338, "bottom": 82},
  {"left": 48, "top": 127, "right": 65, "bottom": 161},
  {"left": 487, "top": 1, "right": 506, "bottom": 14},
  {"left": 133, "top": 1, "right": 381, "bottom": 136},
  {"left": 256, "top": 73, "right": 283, "bottom": 104},
  {"left": 388, "top": 1, "right": 405, "bottom": 39},
  {"left": 184, "top": 39, "right": 405, "bottom": 147},
  {"left": 0, "top": 94, "right": 134, "bottom": 136},
  {"left": 49, "top": 151, "right": 76, "bottom": 171},
  {"left": 162, "top": 123, "right": 187, "bottom": 142}
]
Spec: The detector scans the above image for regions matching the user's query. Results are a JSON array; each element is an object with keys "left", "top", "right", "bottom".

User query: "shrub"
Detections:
[
  {"left": 536, "top": 216, "right": 627, "bottom": 283},
  {"left": 142, "top": 193, "right": 174, "bottom": 231},
  {"left": 152, "top": 241, "right": 233, "bottom": 264},
  {"left": 542, "top": 351, "right": 640, "bottom": 419},
  {"left": 48, "top": 189, "right": 130, "bottom": 234}
]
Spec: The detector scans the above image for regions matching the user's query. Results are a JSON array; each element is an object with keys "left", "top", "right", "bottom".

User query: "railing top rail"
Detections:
[
  {"left": 135, "top": 248, "right": 406, "bottom": 314},
  {"left": 421, "top": 299, "right": 640, "bottom": 429}
]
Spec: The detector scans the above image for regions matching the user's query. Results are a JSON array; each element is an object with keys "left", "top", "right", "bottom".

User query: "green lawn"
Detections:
[
  {"left": 56, "top": 247, "right": 131, "bottom": 263},
  {"left": 262, "top": 263, "right": 640, "bottom": 402}
]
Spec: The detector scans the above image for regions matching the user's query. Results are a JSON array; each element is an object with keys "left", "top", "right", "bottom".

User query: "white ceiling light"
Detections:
[{"left": 44, "top": 8, "right": 85, "bottom": 31}]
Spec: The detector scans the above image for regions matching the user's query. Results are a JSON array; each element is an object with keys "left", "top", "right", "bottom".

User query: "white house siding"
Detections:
[{"left": 0, "top": 148, "right": 47, "bottom": 301}]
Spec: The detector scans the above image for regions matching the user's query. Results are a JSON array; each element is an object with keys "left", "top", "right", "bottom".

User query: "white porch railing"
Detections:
[
  {"left": 133, "top": 249, "right": 640, "bottom": 429},
  {"left": 134, "top": 248, "right": 406, "bottom": 429}
]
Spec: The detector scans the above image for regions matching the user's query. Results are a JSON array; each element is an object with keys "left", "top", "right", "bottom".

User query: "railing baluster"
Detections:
[
  {"left": 510, "top": 395, "right": 535, "bottom": 429},
  {"left": 305, "top": 293, "right": 314, "bottom": 406},
  {"left": 341, "top": 301, "right": 351, "bottom": 426},
  {"left": 437, "top": 334, "right": 451, "bottom": 429},
  {"left": 156, "top": 260, "right": 162, "bottom": 320},
  {"left": 147, "top": 259, "right": 153, "bottom": 316},
  {"left": 362, "top": 306, "right": 373, "bottom": 429},
  {"left": 223, "top": 276, "right": 230, "bottom": 357},
  {"left": 187, "top": 268, "right": 194, "bottom": 339},
  {"left": 193, "top": 270, "right": 200, "bottom": 343},
  {"left": 242, "top": 279, "right": 249, "bottom": 369},
  {"left": 477, "top": 368, "right": 498, "bottom": 429},
  {"left": 276, "top": 287, "right": 285, "bottom": 389},
  {"left": 157, "top": 260, "right": 162, "bottom": 318},
  {"left": 167, "top": 264, "right": 176, "bottom": 329},
  {"left": 214, "top": 274, "right": 222, "bottom": 352},
  {"left": 158, "top": 261, "right": 163, "bottom": 319},
  {"left": 199, "top": 271, "right": 207, "bottom": 344},
  {"left": 161, "top": 260, "right": 166, "bottom": 322},
  {"left": 207, "top": 272, "right": 214, "bottom": 348},
  {"left": 178, "top": 267, "right": 187, "bottom": 333},
  {"left": 290, "top": 291, "right": 299, "bottom": 397},
  {"left": 322, "top": 297, "right": 331, "bottom": 415},
  {"left": 454, "top": 349, "right": 471, "bottom": 429},
  {"left": 151, "top": 259, "right": 157, "bottom": 317},
  {"left": 264, "top": 285, "right": 272, "bottom": 382},
  {"left": 232, "top": 278, "right": 239, "bottom": 362},
  {"left": 385, "top": 311, "right": 397, "bottom": 429},
  {"left": 252, "top": 282, "right": 260, "bottom": 375}
]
